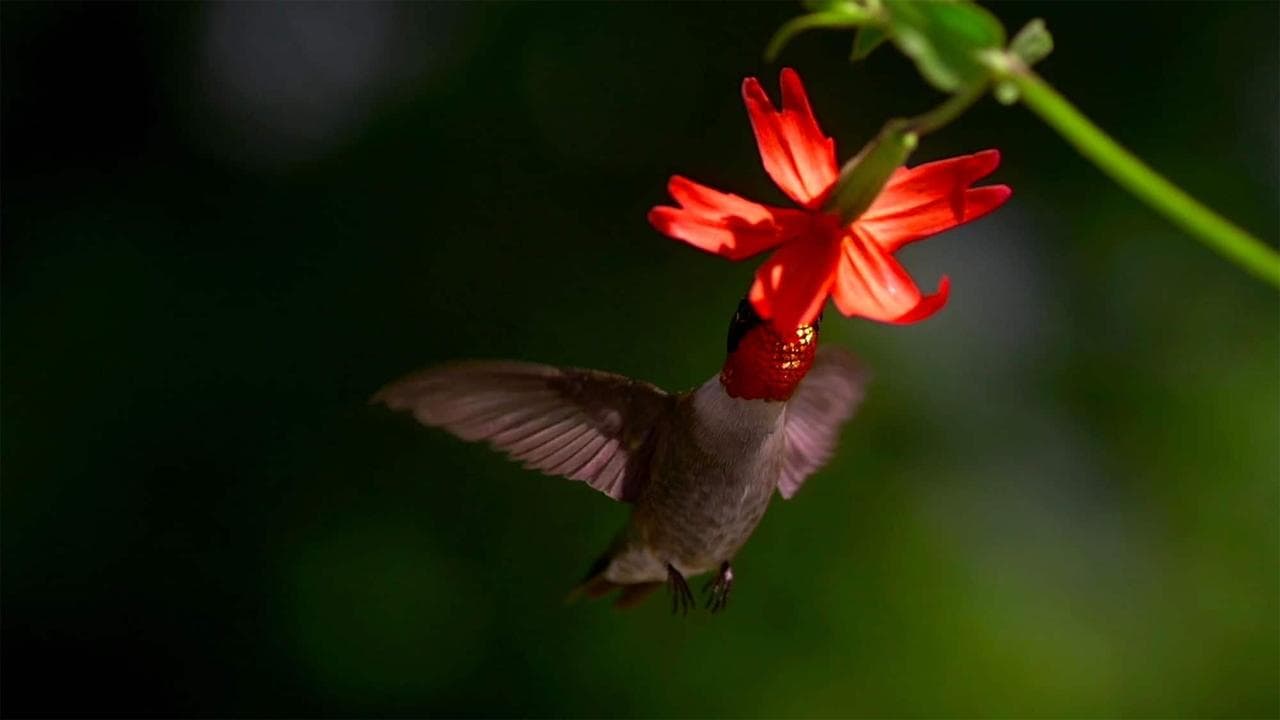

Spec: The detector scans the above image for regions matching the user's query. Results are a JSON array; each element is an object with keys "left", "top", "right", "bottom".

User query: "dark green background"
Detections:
[{"left": 3, "top": 2, "right": 1277, "bottom": 717}]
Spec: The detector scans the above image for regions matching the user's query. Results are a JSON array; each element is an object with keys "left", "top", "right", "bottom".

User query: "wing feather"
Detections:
[
  {"left": 578, "top": 437, "right": 619, "bottom": 478},
  {"left": 521, "top": 423, "right": 593, "bottom": 467},
  {"left": 596, "top": 450, "right": 629, "bottom": 498},
  {"left": 778, "top": 346, "right": 869, "bottom": 499},
  {"left": 550, "top": 434, "right": 608, "bottom": 477},
  {"left": 500, "top": 413, "right": 583, "bottom": 454},
  {"left": 531, "top": 424, "right": 595, "bottom": 469},
  {"left": 374, "top": 360, "right": 673, "bottom": 502},
  {"left": 488, "top": 406, "right": 579, "bottom": 446}
]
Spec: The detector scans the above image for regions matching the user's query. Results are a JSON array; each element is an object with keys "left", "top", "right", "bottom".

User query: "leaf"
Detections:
[
  {"left": 1010, "top": 18, "right": 1054, "bottom": 66},
  {"left": 882, "top": 0, "right": 1007, "bottom": 92},
  {"left": 850, "top": 25, "right": 888, "bottom": 61},
  {"left": 766, "top": 8, "right": 875, "bottom": 62}
]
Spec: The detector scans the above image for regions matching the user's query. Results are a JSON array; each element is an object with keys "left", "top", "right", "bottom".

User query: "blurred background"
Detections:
[{"left": 3, "top": 2, "right": 1276, "bottom": 716}]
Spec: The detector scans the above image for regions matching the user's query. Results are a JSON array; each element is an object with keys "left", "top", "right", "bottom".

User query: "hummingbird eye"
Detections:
[
  {"left": 725, "top": 298, "right": 823, "bottom": 354},
  {"left": 726, "top": 298, "right": 762, "bottom": 354}
]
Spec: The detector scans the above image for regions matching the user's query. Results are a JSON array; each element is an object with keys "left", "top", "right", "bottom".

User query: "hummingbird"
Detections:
[{"left": 374, "top": 298, "right": 867, "bottom": 613}]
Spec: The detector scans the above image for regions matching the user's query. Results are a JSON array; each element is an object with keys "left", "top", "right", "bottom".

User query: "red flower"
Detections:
[{"left": 648, "top": 68, "right": 1012, "bottom": 333}]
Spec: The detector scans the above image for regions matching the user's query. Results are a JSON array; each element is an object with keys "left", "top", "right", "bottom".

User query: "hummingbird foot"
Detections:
[
  {"left": 703, "top": 561, "right": 734, "bottom": 613},
  {"left": 666, "top": 563, "right": 694, "bottom": 616}
]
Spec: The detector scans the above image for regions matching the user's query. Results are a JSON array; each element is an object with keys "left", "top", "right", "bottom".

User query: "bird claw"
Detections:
[
  {"left": 667, "top": 564, "right": 694, "bottom": 616},
  {"left": 703, "top": 562, "right": 734, "bottom": 613}
]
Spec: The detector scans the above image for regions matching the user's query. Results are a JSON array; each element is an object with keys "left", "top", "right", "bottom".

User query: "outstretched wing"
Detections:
[
  {"left": 778, "top": 346, "right": 868, "bottom": 499},
  {"left": 373, "top": 361, "right": 673, "bottom": 502}
]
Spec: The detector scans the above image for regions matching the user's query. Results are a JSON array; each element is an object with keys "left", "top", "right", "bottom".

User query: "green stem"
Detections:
[
  {"left": 1010, "top": 68, "right": 1280, "bottom": 287},
  {"left": 826, "top": 82, "right": 985, "bottom": 222},
  {"left": 906, "top": 80, "right": 988, "bottom": 136}
]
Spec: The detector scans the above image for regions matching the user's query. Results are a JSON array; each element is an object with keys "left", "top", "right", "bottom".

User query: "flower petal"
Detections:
[
  {"left": 748, "top": 237, "right": 841, "bottom": 333},
  {"left": 741, "top": 68, "right": 838, "bottom": 209},
  {"left": 830, "top": 228, "right": 950, "bottom": 324},
  {"left": 858, "top": 149, "right": 1011, "bottom": 252},
  {"left": 648, "top": 176, "right": 808, "bottom": 260},
  {"left": 871, "top": 149, "right": 1002, "bottom": 215}
]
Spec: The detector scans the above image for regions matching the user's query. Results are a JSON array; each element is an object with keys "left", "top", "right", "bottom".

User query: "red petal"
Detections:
[
  {"left": 741, "top": 69, "right": 838, "bottom": 209},
  {"left": 874, "top": 149, "right": 1002, "bottom": 214},
  {"left": 748, "top": 237, "right": 841, "bottom": 333},
  {"left": 830, "top": 228, "right": 950, "bottom": 324},
  {"left": 895, "top": 275, "right": 950, "bottom": 324},
  {"left": 858, "top": 149, "right": 1011, "bottom": 252},
  {"left": 648, "top": 176, "right": 808, "bottom": 260}
]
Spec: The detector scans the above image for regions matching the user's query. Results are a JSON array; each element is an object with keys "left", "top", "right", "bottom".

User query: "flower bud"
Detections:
[{"left": 825, "top": 121, "right": 917, "bottom": 223}]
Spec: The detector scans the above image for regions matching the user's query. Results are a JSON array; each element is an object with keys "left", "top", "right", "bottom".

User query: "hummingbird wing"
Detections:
[
  {"left": 373, "top": 361, "right": 673, "bottom": 502},
  {"left": 778, "top": 346, "right": 868, "bottom": 499}
]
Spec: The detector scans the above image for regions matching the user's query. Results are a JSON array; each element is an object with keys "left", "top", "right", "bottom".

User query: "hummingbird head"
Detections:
[{"left": 720, "top": 298, "right": 820, "bottom": 401}]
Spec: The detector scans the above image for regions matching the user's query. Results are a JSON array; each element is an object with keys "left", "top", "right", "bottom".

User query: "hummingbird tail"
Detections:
[
  {"left": 564, "top": 550, "right": 616, "bottom": 605},
  {"left": 564, "top": 576, "right": 661, "bottom": 610},
  {"left": 564, "top": 574, "right": 617, "bottom": 604},
  {"left": 613, "top": 581, "right": 662, "bottom": 609},
  {"left": 563, "top": 551, "right": 661, "bottom": 610}
]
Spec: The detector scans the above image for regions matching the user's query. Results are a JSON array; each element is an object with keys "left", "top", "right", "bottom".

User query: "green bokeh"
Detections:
[{"left": 3, "top": 2, "right": 1276, "bottom": 716}]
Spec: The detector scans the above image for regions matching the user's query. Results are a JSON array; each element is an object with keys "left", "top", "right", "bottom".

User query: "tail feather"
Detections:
[
  {"left": 565, "top": 574, "right": 616, "bottom": 603},
  {"left": 613, "top": 582, "right": 661, "bottom": 609},
  {"left": 564, "top": 552, "right": 660, "bottom": 610},
  {"left": 564, "top": 550, "right": 615, "bottom": 604}
]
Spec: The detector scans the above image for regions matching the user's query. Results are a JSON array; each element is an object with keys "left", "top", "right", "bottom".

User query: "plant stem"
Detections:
[
  {"left": 1010, "top": 68, "right": 1280, "bottom": 287},
  {"left": 906, "top": 80, "right": 988, "bottom": 136},
  {"left": 827, "top": 82, "right": 985, "bottom": 222}
]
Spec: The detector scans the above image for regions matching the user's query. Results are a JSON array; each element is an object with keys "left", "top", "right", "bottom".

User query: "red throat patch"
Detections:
[{"left": 720, "top": 322, "right": 818, "bottom": 401}]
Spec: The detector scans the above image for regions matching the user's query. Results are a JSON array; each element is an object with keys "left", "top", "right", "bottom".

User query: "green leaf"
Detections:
[
  {"left": 882, "top": 0, "right": 1006, "bottom": 92},
  {"left": 850, "top": 25, "right": 888, "bottom": 60},
  {"left": 1010, "top": 18, "right": 1054, "bottom": 67},
  {"left": 766, "top": 9, "right": 875, "bottom": 62}
]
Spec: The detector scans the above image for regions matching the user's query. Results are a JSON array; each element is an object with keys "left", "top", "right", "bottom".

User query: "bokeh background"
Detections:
[{"left": 3, "top": 2, "right": 1277, "bottom": 717}]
